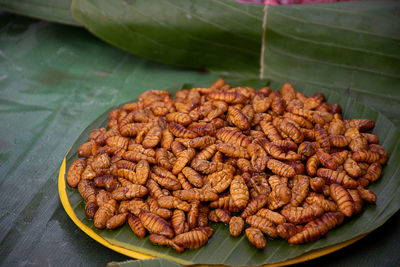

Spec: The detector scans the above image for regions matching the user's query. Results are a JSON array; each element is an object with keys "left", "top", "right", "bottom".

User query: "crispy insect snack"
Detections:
[{"left": 68, "top": 80, "right": 387, "bottom": 251}]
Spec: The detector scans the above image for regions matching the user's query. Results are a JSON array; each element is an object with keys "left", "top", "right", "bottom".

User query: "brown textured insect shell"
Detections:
[
  {"left": 229, "top": 216, "right": 245, "bottom": 237},
  {"left": 139, "top": 212, "right": 174, "bottom": 238},
  {"left": 245, "top": 227, "right": 267, "bottom": 249}
]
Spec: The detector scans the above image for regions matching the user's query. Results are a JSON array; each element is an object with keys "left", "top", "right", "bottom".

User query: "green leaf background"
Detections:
[{"left": 1, "top": 0, "right": 400, "bottom": 266}]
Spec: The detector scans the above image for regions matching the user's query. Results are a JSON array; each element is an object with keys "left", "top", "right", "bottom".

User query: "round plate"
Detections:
[{"left": 58, "top": 82, "right": 400, "bottom": 266}]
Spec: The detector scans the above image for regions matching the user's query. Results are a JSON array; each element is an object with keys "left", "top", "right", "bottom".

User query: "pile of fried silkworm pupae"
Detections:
[{"left": 67, "top": 79, "right": 388, "bottom": 251}]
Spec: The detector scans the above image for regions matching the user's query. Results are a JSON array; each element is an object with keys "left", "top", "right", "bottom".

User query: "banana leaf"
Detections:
[
  {"left": 70, "top": 0, "right": 400, "bottom": 126},
  {"left": 0, "top": 0, "right": 77, "bottom": 25},
  {"left": 62, "top": 78, "right": 400, "bottom": 266}
]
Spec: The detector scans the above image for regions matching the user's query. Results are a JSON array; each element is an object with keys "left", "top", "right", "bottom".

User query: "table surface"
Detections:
[{"left": 0, "top": 12, "right": 399, "bottom": 267}]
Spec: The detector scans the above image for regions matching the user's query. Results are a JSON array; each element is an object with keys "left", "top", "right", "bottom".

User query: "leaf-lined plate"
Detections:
[{"left": 59, "top": 79, "right": 400, "bottom": 266}]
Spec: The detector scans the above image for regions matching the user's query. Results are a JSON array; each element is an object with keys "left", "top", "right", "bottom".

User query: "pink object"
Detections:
[{"left": 236, "top": 0, "right": 360, "bottom": 5}]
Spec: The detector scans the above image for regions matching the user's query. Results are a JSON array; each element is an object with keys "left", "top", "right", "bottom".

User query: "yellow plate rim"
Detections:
[{"left": 59, "top": 157, "right": 368, "bottom": 266}]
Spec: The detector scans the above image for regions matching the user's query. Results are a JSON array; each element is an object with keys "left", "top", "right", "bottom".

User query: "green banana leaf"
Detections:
[
  {"left": 0, "top": 0, "right": 77, "bottom": 25},
  {"left": 70, "top": 0, "right": 400, "bottom": 126},
  {"left": 63, "top": 78, "right": 400, "bottom": 266}
]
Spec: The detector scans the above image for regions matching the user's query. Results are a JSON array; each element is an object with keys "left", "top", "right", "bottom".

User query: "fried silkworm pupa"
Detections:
[
  {"left": 317, "top": 168, "right": 358, "bottom": 189},
  {"left": 245, "top": 227, "right": 267, "bottom": 249},
  {"left": 281, "top": 205, "right": 324, "bottom": 224},
  {"left": 106, "top": 136, "right": 129, "bottom": 150},
  {"left": 316, "top": 149, "right": 337, "bottom": 170},
  {"left": 187, "top": 201, "right": 200, "bottom": 229},
  {"left": 268, "top": 175, "right": 292, "bottom": 210},
  {"left": 67, "top": 158, "right": 86, "bottom": 188},
  {"left": 173, "top": 189, "right": 219, "bottom": 202},
  {"left": 228, "top": 106, "right": 250, "bottom": 130},
  {"left": 128, "top": 214, "right": 146, "bottom": 238},
  {"left": 123, "top": 151, "right": 156, "bottom": 164},
  {"left": 253, "top": 95, "right": 272, "bottom": 113},
  {"left": 310, "top": 177, "right": 325, "bottom": 192},
  {"left": 330, "top": 184, "right": 355, "bottom": 217},
  {"left": 259, "top": 120, "right": 282, "bottom": 142},
  {"left": 246, "top": 215, "right": 277, "bottom": 238},
  {"left": 214, "top": 208, "right": 231, "bottom": 224},
  {"left": 139, "top": 212, "right": 174, "bottom": 238},
  {"left": 278, "top": 119, "right": 304, "bottom": 144},
  {"left": 256, "top": 208, "right": 286, "bottom": 225},
  {"left": 247, "top": 142, "right": 268, "bottom": 172},
  {"left": 150, "top": 172, "right": 181, "bottom": 191},
  {"left": 306, "top": 193, "right": 337, "bottom": 212},
  {"left": 94, "top": 175, "right": 120, "bottom": 192},
  {"left": 182, "top": 167, "right": 203, "bottom": 188},
  {"left": 188, "top": 122, "right": 216, "bottom": 137},
  {"left": 216, "top": 142, "right": 250, "bottom": 158},
  {"left": 209, "top": 194, "right": 240, "bottom": 213},
  {"left": 264, "top": 142, "right": 301, "bottom": 161},
  {"left": 91, "top": 153, "right": 111, "bottom": 170},
  {"left": 315, "top": 124, "right": 330, "bottom": 152},
  {"left": 344, "top": 157, "right": 362, "bottom": 178},
  {"left": 106, "top": 213, "right": 128, "bottom": 230},
  {"left": 306, "top": 154, "right": 319, "bottom": 176},
  {"left": 78, "top": 141, "right": 94, "bottom": 157},
  {"left": 197, "top": 205, "right": 209, "bottom": 227},
  {"left": 166, "top": 112, "right": 192, "bottom": 126},
  {"left": 216, "top": 127, "right": 250, "bottom": 147},
  {"left": 157, "top": 196, "right": 191, "bottom": 212},
  {"left": 111, "top": 181, "right": 149, "bottom": 200},
  {"left": 230, "top": 175, "right": 249, "bottom": 210},
  {"left": 352, "top": 150, "right": 380, "bottom": 163},
  {"left": 206, "top": 169, "right": 234, "bottom": 194},
  {"left": 176, "top": 173, "right": 193, "bottom": 190},
  {"left": 172, "top": 148, "right": 196, "bottom": 175},
  {"left": 267, "top": 159, "right": 296, "bottom": 178},
  {"left": 189, "top": 136, "right": 216, "bottom": 149},
  {"left": 150, "top": 199, "right": 172, "bottom": 220},
  {"left": 237, "top": 158, "right": 256, "bottom": 173},
  {"left": 160, "top": 129, "right": 174, "bottom": 150},
  {"left": 168, "top": 122, "right": 198, "bottom": 139},
  {"left": 241, "top": 194, "right": 269, "bottom": 218},
  {"left": 208, "top": 91, "right": 247, "bottom": 104},
  {"left": 149, "top": 234, "right": 184, "bottom": 253},
  {"left": 344, "top": 119, "right": 375, "bottom": 132},
  {"left": 362, "top": 162, "right": 382, "bottom": 184},
  {"left": 271, "top": 97, "right": 286, "bottom": 115},
  {"left": 357, "top": 186, "right": 377, "bottom": 204},
  {"left": 288, "top": 212, "right": 344, "bottom": 245},
  {"left": 78, "top": 179, "right": 98, "bottom": 219},
  {"left": 94, "top": 198, "right": 118, "bottom": 229},
  {"left": 173, "top": 227, "right": 212, "bottom": 249},
  {"left": 347, "top": 189, "right": 363, "bottom": 214},
  {"left": 155, "top": 148, "right": 173, "bottom": 170},
  {"left": 277, "top": 223, "right": 301, "bottom": 240},
  {"left": 290, "top": 175, "right": 310, "bottom": 207},
  {"left": 135, "top": 159, "right": 150, "bottom": 185},
  {"left": 229, "top": 216, "right": 245, "bottom": 237},
  {"left": 171, "top": 209, "right": 187, "bottom": 235}
]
